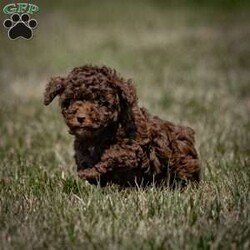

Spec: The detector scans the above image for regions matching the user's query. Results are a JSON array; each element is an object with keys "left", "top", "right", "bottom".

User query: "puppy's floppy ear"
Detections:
[
  {"left": 116, "top": 79, "right": 137, "bottom": 107},
  {"left": 114, "top": 78, "right": 138, "bottom": 136},
  {"left": 44, "top": 77, "right": 65, "bottom": 105}
]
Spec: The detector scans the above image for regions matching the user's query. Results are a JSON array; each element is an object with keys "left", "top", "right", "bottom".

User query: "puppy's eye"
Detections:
[
  {"left": 98, "top": 97, "right": 109, "bottom": 106},
  {"left": 62, "top": 99, "right": 71, "bottom": 108}
]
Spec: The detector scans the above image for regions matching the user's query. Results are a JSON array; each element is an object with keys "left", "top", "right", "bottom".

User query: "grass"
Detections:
[{"left": 0, "top": 1, "right": 249, "bottom": 249}]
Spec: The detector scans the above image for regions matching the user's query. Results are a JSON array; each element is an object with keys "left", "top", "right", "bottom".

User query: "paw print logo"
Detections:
[{"left": 3, "top": 13, "right": 37, "bottom": 40}]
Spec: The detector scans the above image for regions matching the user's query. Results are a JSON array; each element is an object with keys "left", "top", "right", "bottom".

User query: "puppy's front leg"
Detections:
[{"left": 78, "top": 142, "right": 143, "bottom": 184}]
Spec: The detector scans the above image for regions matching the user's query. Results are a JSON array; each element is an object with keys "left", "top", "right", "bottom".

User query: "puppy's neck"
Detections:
[{"left": 75, "top": 122, "right": 118, "bottom": 147}]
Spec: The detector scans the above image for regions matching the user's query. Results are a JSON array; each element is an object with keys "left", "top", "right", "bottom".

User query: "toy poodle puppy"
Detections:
[{"left": 44, "top": 65, "right": 200, "bottom": 187}]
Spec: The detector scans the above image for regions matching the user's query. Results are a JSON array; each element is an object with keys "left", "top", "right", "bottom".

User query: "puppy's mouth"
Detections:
[{"left": 69, "top": 125, "right": 101, "bottom": 137}]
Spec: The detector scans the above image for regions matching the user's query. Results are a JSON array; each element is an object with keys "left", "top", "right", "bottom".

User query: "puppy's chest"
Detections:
[
  {"left": 88, "top": 146, "right": 96, "bottom": 159},
  {"left": 87, "top": 145, "right": 106, "bottom": 162}
]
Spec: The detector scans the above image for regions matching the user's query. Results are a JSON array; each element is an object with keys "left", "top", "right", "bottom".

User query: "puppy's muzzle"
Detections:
[{"left": 77, "top": 114, "right": 86, "bottom": 124}]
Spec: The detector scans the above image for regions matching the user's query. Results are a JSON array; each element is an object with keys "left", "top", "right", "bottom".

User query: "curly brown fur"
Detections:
[{"left": 44, "top": 65, "right": 200, "bottom": 187}]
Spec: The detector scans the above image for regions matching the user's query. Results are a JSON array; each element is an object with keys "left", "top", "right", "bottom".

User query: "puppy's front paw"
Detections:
[{"left": 78, "top": 168, "right": 100, "bottom": 180}]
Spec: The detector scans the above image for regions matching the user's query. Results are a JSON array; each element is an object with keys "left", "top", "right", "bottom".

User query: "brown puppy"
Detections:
[{"left": 44, "top": 65, "right": 200, "bottom": 187}]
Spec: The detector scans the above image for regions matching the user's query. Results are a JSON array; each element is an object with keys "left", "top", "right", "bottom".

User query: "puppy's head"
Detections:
[{"left": 44, "top": 65, "right": 137, "bottom": 138}]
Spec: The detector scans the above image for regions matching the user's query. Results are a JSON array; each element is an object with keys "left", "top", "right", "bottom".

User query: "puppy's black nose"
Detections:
[{"left": 77, "top": 115, "right": 85, "bottom": 123}]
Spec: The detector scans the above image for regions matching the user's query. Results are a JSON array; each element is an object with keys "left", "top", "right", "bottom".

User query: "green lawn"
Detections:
[{"left": 0, "top": 1, "right": 249, "bottom": 249}]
